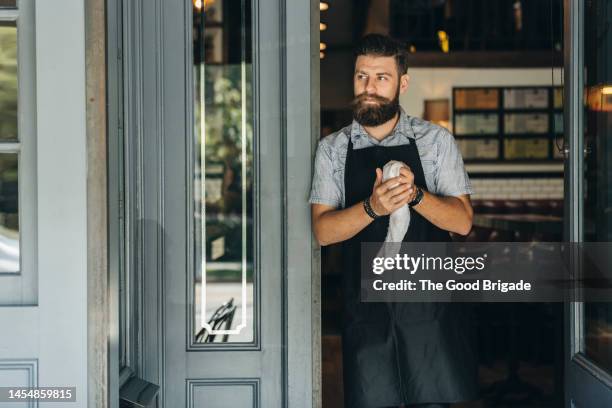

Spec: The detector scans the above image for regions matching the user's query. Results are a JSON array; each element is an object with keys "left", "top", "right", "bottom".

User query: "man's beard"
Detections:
[{"left": 351, "top": 89, "right": 400, "bottom": 127}]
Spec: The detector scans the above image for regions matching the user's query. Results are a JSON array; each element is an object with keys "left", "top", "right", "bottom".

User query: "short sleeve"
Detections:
[
  {"left": 434, "top": 129, "right": 474, "bottom": 197},
  {"left": 308, "top": 140, "right": 342, "bottom": 208}
]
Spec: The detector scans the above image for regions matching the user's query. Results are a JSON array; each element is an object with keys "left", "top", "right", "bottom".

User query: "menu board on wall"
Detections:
[
  {"left": 553, "top": 138, "right": 564, "bottom": 159},
  {"left": 504, "top": 88, "right": 549, "bottom": 109},
  {"left": 454, "top": 114, "right": 498, "bottom": 135},
  {"left": 554, "top": 88, "right": 563, "bottom": 108},
  {"left": 456, "top": 139, "right": 499, "bottom": 160},
  {"left": 453, "top": 86, "right": 563, "bottom": 162},
  {"left": 454, "top": 89, "right": 499, "bottom": 110},
  {"left": 554, "top": 113, "right": 563, "bottom": 134},
  {"left": 504, "top": 113, "right": 549, "bottom": 134},
  {"left": 504, "top": 138, "right": 549, "bottom": 159}
]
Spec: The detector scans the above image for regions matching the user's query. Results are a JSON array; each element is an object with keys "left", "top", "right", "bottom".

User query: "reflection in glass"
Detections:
[
  {"left": 0, "top": 154, "right": 18, "bottom": 273},
  {"left": 583, "top": 0, "right": 612, "bottom": 373},
  {"left": 0, "top": 22, "right": 17, "bottom": 141},
  {"left": 0, "top": 1, "right": 16, "bottom": 8},
  {"left": 585, "top": 304, "right": 612, "bottom": 374},
  {"left": 193, "top": 0, "right": 254, "bottom": 343}
]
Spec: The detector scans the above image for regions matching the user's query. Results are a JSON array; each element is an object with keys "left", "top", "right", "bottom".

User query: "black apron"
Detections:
[{"left": 341, "top": 135, "right": 478, "bottom": 408}]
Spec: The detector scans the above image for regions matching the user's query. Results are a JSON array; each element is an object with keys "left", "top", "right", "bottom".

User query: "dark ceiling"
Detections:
[{"left": 321, "top": 0, "right": 563, "bottom": 66}]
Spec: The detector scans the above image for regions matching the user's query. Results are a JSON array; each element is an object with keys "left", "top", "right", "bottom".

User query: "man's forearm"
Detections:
[
  {"left": 313, "top": 202, "right": 374, "bottom": 246},
  {"left": 412, "top": 191, "right": 473, "bottom": 235}
]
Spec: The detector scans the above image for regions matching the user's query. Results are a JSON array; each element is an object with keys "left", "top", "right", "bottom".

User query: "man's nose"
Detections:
[{"left": 365, "top": 78, "right": 377, "bottom": 94}]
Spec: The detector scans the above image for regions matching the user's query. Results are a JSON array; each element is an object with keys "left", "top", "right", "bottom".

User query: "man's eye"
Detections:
[{"left": 378, "top": 76, "right": 387, "bottom": 81}]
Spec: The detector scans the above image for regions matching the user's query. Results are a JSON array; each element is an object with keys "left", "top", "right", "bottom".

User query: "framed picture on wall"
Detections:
[{"left": 423, "top": 99, "right": 450, "bottom": 130}]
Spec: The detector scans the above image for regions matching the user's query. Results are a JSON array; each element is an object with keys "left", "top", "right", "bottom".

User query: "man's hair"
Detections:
[{"left": 354, "top": 34, "right": 409, "bottom": 76}]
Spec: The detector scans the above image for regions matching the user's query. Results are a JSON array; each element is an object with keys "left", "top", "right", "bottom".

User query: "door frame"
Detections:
[
  {"left": 564, "top": 0, "right": 612, "bottom": 406},
  {"left": 284, "top": 0, "right": 321, "bottom": 406},
  {"left": 86, "top": 0, "right": 112, "bottom": 405}
]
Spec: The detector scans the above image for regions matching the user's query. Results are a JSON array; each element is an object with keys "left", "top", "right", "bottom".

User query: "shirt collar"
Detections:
[{"left": 349, "top": 107, "right": 416, "bottom": 145}]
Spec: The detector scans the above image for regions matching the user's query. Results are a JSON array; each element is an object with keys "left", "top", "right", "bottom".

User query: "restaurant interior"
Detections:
[{"left": 319, "top": 0, "right": 566, "bottom": 406}]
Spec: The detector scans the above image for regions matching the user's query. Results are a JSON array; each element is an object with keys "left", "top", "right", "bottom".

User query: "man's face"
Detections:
[{"left": 352, "top": 55, "right": 409, "bottom": 127}]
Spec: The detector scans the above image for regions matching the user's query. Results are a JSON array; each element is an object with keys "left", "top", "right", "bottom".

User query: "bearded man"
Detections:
[{"left": 309, "top": 34, "right": 478, "bottom": 408}]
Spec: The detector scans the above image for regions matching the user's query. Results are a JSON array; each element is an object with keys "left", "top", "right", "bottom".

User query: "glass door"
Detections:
[{"left": 566, "top": 0, "right": 612, "bottom": 406}]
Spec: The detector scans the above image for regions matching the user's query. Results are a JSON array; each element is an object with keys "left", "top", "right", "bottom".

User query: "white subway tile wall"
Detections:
[{"left": 470, "top": 178, "right": 564, "bottom": 200}]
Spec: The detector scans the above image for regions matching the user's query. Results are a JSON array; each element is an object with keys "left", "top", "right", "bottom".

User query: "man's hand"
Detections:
[{"left": 369, "top": 166, "right": 416, "bottom": 216}]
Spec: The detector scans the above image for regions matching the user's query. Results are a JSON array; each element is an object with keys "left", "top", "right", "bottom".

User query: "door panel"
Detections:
[
  {"left": 187, "top": 379, "right": 259, "bottom": 407},
  {"left": 123, "top": 0, "right": 284, "bottom": 406},
  {"left": 565, "top": 0, "right": 612, "bottom": 406}
]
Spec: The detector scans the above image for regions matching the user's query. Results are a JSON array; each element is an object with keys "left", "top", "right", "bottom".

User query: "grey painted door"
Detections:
[
  {"left": 120, "top": 0, "right": 291, "bottom": 406},
  {"left": 565, "top": 0, "right": 612, "bottom": 406}
]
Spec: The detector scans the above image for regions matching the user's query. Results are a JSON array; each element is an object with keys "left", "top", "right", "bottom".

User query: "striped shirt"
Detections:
[{"left": 308, "top": 108, "right": 473, "bottom": 208}]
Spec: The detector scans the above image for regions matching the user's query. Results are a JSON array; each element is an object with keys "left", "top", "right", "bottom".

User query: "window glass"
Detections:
[
  {"left": 0, "top": 21, "right": 17, "bottom": 141},
  {"left": 0, "top": 153, "right": 18, "bottom": 273},
  {"left": 193, "top": 0, "right": 255, "bottom": 344},
  {"left": 583, "top": 0, "right": 612, "bottom": 374}
]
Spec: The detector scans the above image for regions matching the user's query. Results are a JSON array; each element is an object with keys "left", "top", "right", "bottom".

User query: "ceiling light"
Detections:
[
  {"left": 320, "top": 51, "right": 325, "bottom": 59},
  {"left": 320, "top": 42, "right": 327, "bottom": 51},
  {"left": 193, "top": 0, "right": 203, "bottom": 10},
  {"left": 602, "top": 86, "right": 612, "bottom": 95},
  {"left": 320, "top": 2, "right": 329, "bottom": 11},
  {"left": 437, "top": 30, "right": 449, "bottom": 53},
  {"left": 320, "top": 22, "right": 327, "bottom": 31}
]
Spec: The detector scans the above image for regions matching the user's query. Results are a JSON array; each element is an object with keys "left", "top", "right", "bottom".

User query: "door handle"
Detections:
[{"left": 561, "top": 145, "right": 592, "bottom": 159}]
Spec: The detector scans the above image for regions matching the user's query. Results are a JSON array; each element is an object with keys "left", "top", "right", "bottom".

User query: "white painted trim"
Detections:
[{"left": 35, "top": 0, "right": 88, "bottom": 402}]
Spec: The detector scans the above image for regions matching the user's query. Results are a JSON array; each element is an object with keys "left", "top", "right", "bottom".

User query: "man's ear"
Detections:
[{"left": 399, "top": 73, "right": 410, "bottom": 94}]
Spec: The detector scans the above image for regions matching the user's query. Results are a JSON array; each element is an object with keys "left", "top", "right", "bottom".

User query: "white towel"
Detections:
[{"left": 382, "top": 160, "right": 411, "bottom": 243}]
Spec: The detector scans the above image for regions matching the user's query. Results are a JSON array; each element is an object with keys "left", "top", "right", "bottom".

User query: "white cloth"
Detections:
[{"left": 382, "top": 160, "right": 411, "bottom": 243}]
